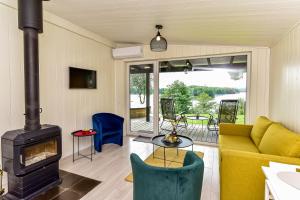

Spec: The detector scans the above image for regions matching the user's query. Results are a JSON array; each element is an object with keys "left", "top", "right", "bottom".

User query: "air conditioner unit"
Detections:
[{"left": 112, "top": 46, "right": 143, "bottom": 59}]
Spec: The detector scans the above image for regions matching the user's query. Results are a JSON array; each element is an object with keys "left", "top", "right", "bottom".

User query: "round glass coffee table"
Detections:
[{"left": 151, "top": 135, "right": 193, "bottom": 167}]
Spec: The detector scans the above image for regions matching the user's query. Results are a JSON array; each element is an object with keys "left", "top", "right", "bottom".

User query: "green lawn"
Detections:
[
  {"left": 235, "top": 115, "right": 245, "bottom": 124},
  {"left": 185, "top": 113, "right": 245, "bottom": 125}
]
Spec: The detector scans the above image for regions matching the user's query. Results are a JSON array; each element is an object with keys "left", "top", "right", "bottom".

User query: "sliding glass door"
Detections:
[
  {"left": 158, "top": 54, "right": 248, "bottom": 144},
  {"left": 127, "top": 53, "right": 249, "bottom": 144},
  {"left": 128, "top": 62, "right": 158, "bottom": 136}
]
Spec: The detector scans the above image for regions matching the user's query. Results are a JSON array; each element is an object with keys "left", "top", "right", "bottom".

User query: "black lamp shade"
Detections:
[
  {"left": 150, "top": 36, "right": 167, "bottom": 52},
  {"left": 150, "top": 26, "right": 167, "bottom": 52}
]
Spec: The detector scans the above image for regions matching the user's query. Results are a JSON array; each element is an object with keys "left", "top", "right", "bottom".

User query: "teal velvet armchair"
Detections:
[{"left": 130, "top": 151, "right": 204, "bottom": 200}]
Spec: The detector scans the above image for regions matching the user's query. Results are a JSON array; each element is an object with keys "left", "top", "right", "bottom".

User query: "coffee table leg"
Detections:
[
  {"left": 192, "top": 144, "right": 194, "bottom": 152},
  {"left": 164, "top": 147, "right": 166, "bottom": 167},
  {"left": 177, "top": 148, "right": 178, "bottom": 156},
  {"left": 152, "top": 144, "right": 154, "bottom": 158}
]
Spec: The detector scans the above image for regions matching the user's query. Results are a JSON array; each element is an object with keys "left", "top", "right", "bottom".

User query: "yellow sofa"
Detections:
[{"left": 219, "top": 116, "right": 300, "bottom": 200}]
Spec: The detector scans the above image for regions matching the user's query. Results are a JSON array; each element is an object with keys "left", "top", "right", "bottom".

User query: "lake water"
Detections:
[{"left": 131, "top": 92, "right": 246, "bottom": 108}]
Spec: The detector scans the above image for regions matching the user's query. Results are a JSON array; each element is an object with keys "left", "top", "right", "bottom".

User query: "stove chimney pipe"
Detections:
[{"left": 18, "top": 0, "right": 48, "bottom": 131}]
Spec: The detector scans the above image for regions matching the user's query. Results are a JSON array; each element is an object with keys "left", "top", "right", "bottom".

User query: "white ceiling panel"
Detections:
[{"left": 44, "top": 0, "right": 300, "bottom": 46}]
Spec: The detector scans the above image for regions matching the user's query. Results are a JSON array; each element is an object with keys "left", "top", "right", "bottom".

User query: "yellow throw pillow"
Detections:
[
  {"left": 258, "top": 123, "right": 300, "bottom": 157},
  {"left": 250, "top": 116, "right": 273, "bottom": 146}
]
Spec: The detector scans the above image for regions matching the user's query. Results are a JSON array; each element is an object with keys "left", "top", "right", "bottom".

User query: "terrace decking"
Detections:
[{"left": 130, "top": 118, "right": 218, "bottom": 144}]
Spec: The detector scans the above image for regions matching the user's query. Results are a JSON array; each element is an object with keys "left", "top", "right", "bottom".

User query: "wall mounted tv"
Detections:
[{"left": 69, "top": 67, "right": 97, "bottom": 89}]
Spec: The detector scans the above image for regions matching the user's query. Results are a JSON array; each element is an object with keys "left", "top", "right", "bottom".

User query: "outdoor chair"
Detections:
[
  {"left": 160, "top": 98, "right": 188, "bottom": 130},
  {"left": 130, "top": 151, "right": 204, "bottom": 200},
  {"left": 207, "top": 99, "right": 239, "bottom": 135}
]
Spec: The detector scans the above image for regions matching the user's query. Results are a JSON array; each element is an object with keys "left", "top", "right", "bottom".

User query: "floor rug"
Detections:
[
  {"left": 125, "top": 147, "right": 204, "bottom": 182},
  {"left": 133, "top": 135, "right": 152, "bottom": 143},
  {"left": 33, "top": 170, "right": 101, "bottom": 200}
]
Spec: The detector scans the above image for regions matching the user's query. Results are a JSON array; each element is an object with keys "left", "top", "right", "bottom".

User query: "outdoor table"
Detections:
[{"left": 186, "top": 116, "right": 208, "bottom": 130}]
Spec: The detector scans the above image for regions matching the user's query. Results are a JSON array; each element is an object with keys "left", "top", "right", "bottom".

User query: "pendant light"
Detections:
[{"left": 150, "top": 25, "right": 167, "bottom": 52}]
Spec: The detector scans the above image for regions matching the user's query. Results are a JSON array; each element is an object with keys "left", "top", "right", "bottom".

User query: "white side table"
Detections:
[
  {"left": 264, "top": 179, "right": 276, "bottom": 200},
  {"left": 262, "top": 162, "right": 300, "bottom": 200}
]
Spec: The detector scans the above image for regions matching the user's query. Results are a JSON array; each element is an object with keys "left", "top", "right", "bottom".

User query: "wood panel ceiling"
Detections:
[{"left": 44, "top": 0, "right": 300, "bottom": 47}]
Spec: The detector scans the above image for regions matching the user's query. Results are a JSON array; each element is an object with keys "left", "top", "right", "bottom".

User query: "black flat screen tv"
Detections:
[{"left": 69, "top": 67, "right": 97, "bottom": 89}]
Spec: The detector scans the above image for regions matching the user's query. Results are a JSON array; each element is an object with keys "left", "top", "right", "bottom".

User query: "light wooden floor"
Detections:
[{"left": 60, "top": 136, "right": 220, "bottom": 200}]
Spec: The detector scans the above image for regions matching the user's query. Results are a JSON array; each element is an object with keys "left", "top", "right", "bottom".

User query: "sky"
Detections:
[{"left": 159, "top": 70, "right": 247, "bottom": 89}]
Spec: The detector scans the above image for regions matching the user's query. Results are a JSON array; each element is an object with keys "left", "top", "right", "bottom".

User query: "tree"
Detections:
[
  {"left": 130, "top": 74, "right": 146, "bottom": 104},
  {"left": 189, "top": 85, "right": 240, "bottom": 98},
  {"left": 162, "top": 80, "right": 192, "bottom": 113},
  {"left": 193, "top": 92, "right": 216, "bottom": 115}
]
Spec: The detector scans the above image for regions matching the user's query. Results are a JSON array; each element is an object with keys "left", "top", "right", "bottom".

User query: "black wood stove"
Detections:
[{"left": 1, "top": 0, "right": 62, "bottom": 199}]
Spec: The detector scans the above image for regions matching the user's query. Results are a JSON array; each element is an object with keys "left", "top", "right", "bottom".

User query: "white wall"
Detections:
[
  {"left": 0, "top": 2, "right": 115, "bottom": 158},
  {"left": 270, "top": 22, "right": 300, "bottom": 133},
  {"left": 115, "top": 44, "right": 270, "bottom": 129}
]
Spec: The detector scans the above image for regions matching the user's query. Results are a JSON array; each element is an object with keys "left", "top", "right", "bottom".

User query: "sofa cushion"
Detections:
[
  {"left": 250, "top": 116, "right": 273, "bottom": 147},
  {"left": 259, "top": 123, "right": 300, "bottom": 157},
  {"left": 219, "top": 135, "right": 259, "bottom": 153}
]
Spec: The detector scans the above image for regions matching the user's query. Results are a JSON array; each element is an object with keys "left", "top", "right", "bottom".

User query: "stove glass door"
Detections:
[{"left": 21, "top": 138, "right": 58, "bottom": 166}]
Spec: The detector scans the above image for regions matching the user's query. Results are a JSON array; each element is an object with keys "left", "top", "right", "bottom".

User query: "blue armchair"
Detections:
[
  {"left": 92, "top": 113, "right": 124, "bottom": 152},
  {"left": 130, "top": 151, "right": 204, "bottom": 200}
]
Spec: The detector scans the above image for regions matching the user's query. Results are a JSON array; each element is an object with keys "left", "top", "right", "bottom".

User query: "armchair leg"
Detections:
[
  {"left": 213, "top": 124, "right": 219, "bottom": 136},
  {"left": 160, "top": 120, "right": 165, "bottom": 128},
  {"left": 184, "top": 119, "right": 188, "bottom": 128},
  {"left": 95, "top": 146, "right": 102, "bottom": 152},
  {"left": 119, "top": 135, "right": 123, "bottom": 146},
  {"left": 94, "top": 135, "right": 103, "bottom": 152}
]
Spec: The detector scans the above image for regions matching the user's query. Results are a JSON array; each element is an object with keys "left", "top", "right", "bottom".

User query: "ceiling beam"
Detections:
[{"left": 159, "top": 63, "right": 247, "bottom": 73}]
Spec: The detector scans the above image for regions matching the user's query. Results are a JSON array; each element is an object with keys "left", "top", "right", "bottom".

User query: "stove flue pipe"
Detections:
[{"left": 18, "top": 0, "right": 48, "bottom": 131}]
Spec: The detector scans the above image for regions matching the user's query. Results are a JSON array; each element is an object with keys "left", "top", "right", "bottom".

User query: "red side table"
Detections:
[{"left": 71, "top": 130, "right": 96, "bottom": 162}]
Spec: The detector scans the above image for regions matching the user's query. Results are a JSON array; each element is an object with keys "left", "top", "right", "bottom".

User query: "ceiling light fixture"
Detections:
[
  {"left": 184, "top": 68, "right": 188, "bottom": 74},
  {"left": 186, "top": 60, "right": 191, "bottom": 66},
  {"left": 150, "top": 25, "right": 167, "bottom": 52}
]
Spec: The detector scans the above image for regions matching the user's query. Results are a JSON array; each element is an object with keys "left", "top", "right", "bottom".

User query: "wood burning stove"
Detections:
[
  {"left": 1, "top": 0, "right": 62, "bottom": 199},
  {"left": 1, "top": 125, "right": 62, "bottom": 200}
]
